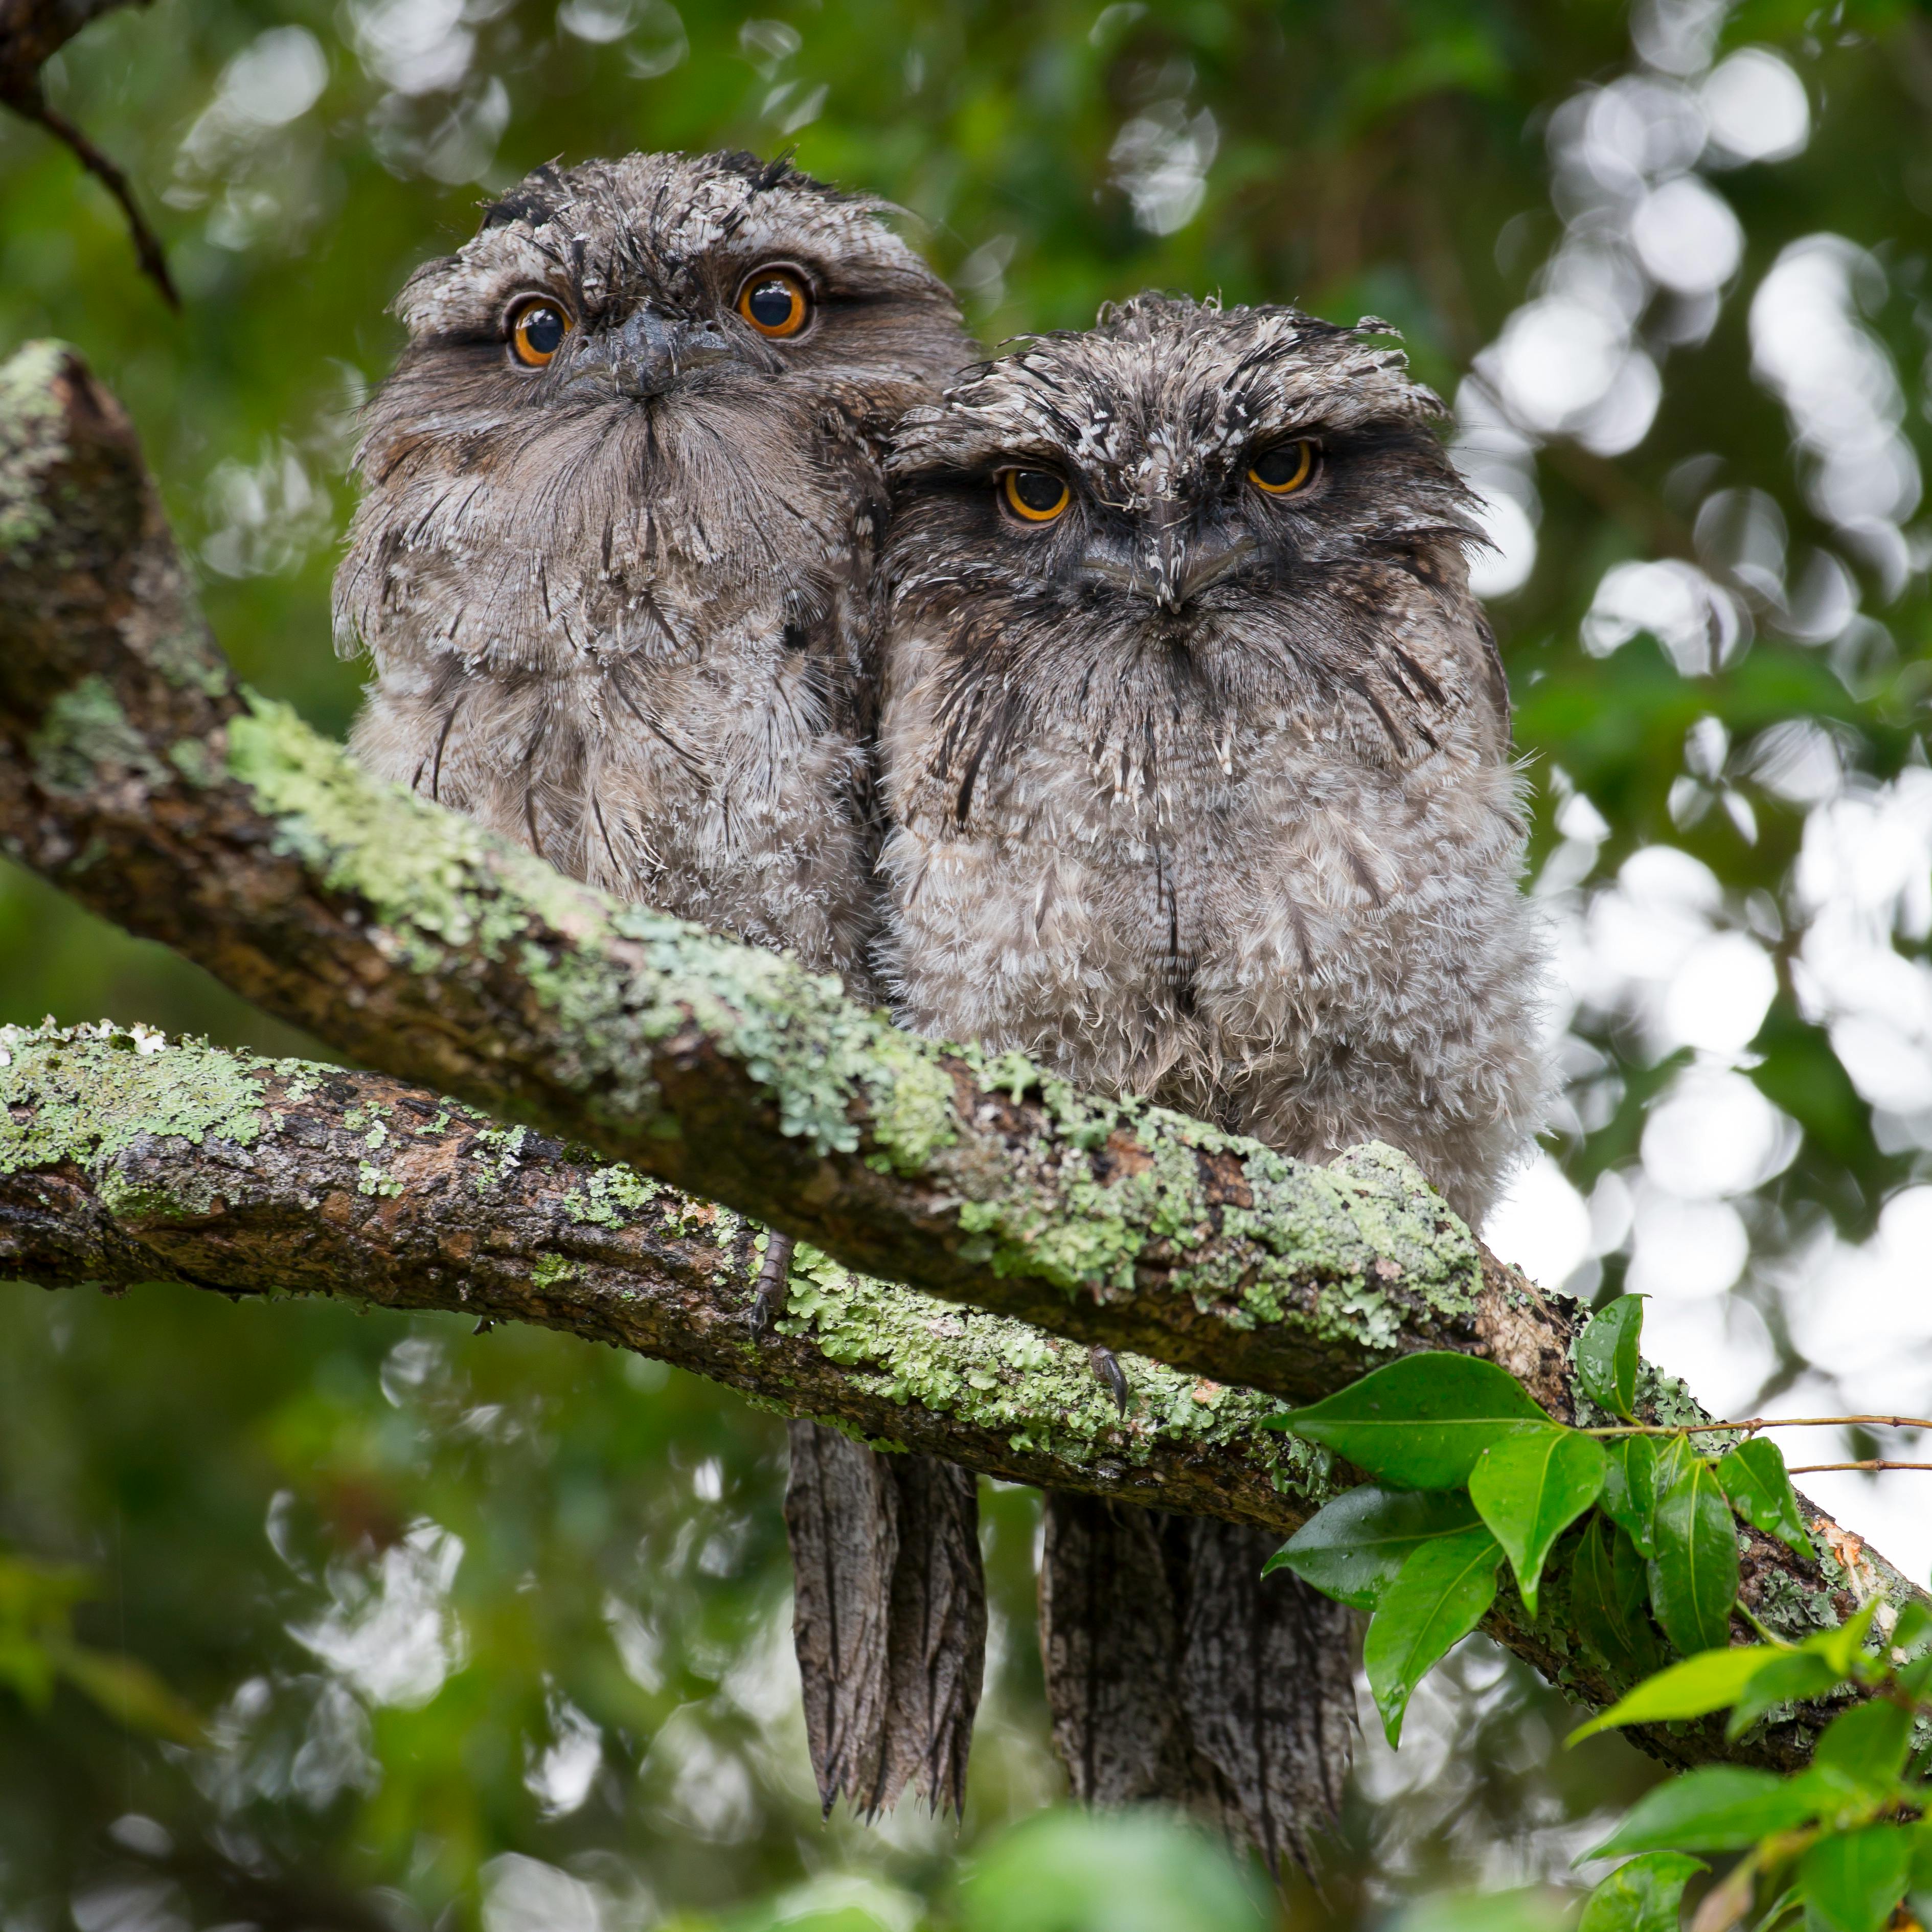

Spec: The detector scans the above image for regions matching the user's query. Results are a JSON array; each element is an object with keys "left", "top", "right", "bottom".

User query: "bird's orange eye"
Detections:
[
  {"left": 737, "top": 268, "right": 812, "bottom": 338},
  {"left": 508, "top": 297, "right": 572, "bottom": 368},
  {"left": 1249, "top": 439, "right": 1317, "bottom": 495},
  {"left": 1001, "top": 468, "right": 1070, "bottom": 524}
]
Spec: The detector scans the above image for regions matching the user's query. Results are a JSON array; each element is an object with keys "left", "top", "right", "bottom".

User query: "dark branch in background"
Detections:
[
  {"left": 0, "top": 1019, "right": 1905, "bottom": 1777},
  {"left": 0, "top": 339, "right": 1924, "bottom": 1778},
  {"left": 0, "top": 0, "right": 178, "bottom": 307}
]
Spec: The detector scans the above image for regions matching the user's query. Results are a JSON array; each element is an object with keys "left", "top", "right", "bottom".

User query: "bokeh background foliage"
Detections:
[{"left": 1, "top": 0, "right": 1928, "bottom": 1925}]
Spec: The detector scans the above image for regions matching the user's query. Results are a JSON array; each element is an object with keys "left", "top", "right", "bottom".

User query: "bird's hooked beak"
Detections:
[
  {"left": 1078, "top": 502, "right": 1255, "bottom": 613},
  {"left": 562, "top": 306, "right": 741, "bottom": 401}
]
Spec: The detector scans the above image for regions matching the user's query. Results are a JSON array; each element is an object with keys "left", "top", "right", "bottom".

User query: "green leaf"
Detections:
[
  {"left": 1391, "top": 1890, "right": 1571, "bottom": 1932},
  {"left": 1577, "top": 1853, "right": 1707, "bottom": 1932},
  {"left": 957, "top": 1807, "right": 1268, "bottom": 1932},
  {"left": 1799, "top": 1825, "right": 1912, "bottom": 1932},
  {"left": 1263, "top": 1487, "right": 1482, "bottom": 1611},
  {"left": 1571, "top": 1516, "right": 1662, "bottom": 1681},
  {"left": 1811, "top": 1698, "right": 1915, "bottom": 1793},
  {"left": 1899, "top": 1650, "right": 1932, "bottom": 1700},
  {"left": 1470, "top": 1424, "right": 1607, "bottom": 1615},
  {"left": 1601, "top": 1437, "right": 1661, "bottom": 1558},
  {"left": 1650, "top": 1460, "right": 1740, "bottom": 1656},
  {"left": 1589, "top": 1766, "right": 1825, "bottom": 1857},
  {"left": 1908, "top": 1819, "right": 1932, "bottom": 1892},
  {"left": 1892, "top": 1601, "right": 1931, "bottom": 1656},
  {"left": 1570, "top": 1643, "right": 1782, "bottom": 1743},
  {"left": 1650, "top": 1431, "right": 1700, "bottom": 1496},
  {"left": 1264, "top": 1353, "right": 1549, "bottom": 1491},
  {"left": 55, "top": 1645, "right": 202, "bottom": 1744},
  {"left": 1717, "top": 1440, "right": 1814, "bottom": 1560},
  {"left": 1812, "top": 1603, "right": 1882, "bottom": 1680},
  {"left": 1362, "top": 1527, "right": 1502, "bottom": 1746},
  {"left": 1725, "top": 1649, "right": 1853, "bottom": 1741},
  {"left": 1576, "top": 1297, "right": 1645, "bottom": 1422}
]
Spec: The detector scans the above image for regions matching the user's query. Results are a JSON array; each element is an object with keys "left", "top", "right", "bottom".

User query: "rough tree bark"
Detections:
[
  {"left": 0, "top": 340, "right": 1560, "bottom": 1410},
  {"left": 0, "top": 339, "right": 1923, "bottom": 1779}
]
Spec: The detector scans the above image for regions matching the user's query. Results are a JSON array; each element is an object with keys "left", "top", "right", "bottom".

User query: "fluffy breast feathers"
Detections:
[{"left": 877, "top": 295, "right": 1549, "bottom": 1221}]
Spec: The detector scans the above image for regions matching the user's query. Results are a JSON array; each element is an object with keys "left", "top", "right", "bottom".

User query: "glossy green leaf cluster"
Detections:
[
  {"left": 1266, "top": 1298, "right": 1817, "bottom": 1743},
  {"left": 1575, "top": 1596, "right": 1932, "bottom": 1932}
]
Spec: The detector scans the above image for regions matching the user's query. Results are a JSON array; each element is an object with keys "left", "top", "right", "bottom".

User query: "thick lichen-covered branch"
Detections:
[
  {"left": 0, "top": 337, "right": 1556, "bottom": 1408},
  {"left": 0, "top": 1019, "right": 1324, "bottom": 1531},
  {"left": 0, "top": 342, "right": 1925, "bottom": 1777},
  {"left": 1, "top": 1019, "right": 1917, "bottom": 1777}
]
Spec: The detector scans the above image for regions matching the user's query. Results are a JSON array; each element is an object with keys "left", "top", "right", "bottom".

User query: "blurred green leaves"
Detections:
[
  {"left": 0, "top": 1549, "right": 201, "bottom": 1741},
  {"left": 956, "top": 1808, "right": 1270, "bottom": 1932}
]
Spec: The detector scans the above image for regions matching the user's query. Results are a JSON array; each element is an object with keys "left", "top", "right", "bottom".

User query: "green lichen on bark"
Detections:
[
  {"left": 225, "top": 694, "right": 595, "bottom": 967},
  {"left": 1194, "top": 1140, "right": 1480, "bottom": 1338},
  {"left": 30, "top": 674, "right": 170, "bottom": 798},
  {"left": 0, "top": 1021, "right": 269, "bottom": 1179},
  {"left": 954, "top": 1102, "right": 1480, "bottom": 1340},
  {"left": 777, "top": 1243, "right": 1331, "bottom": 1498},
  {"left": 0, "top": 339, "right": 71, "bottom": 557},
  {"left": 559, "top": 1165, "right": 662, "bottom": 1228}
]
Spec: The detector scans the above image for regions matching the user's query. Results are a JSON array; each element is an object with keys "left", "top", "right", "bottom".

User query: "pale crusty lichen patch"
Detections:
[
  {"left": 0, "top": 339, "right": 71, "bottom": 557},
  {"left": 0, "top": 1020, "right": 274, "bottom": 1220},
  {"left": 0, "top": 1021, "right": 268, "bottom": 1171},
  {"left": 30, "top": 677, "right": 170, "bottom": 799},
  {"left": 776, "top": 1243, "right": 1332, "bottom": 1498}
]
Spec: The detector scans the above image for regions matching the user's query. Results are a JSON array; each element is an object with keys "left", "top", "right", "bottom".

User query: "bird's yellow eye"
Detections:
[
  {"left": 737, "top": 268, "right": 812, "bottom": 338},
  {"left": 1001, "top": 468, "right": 1071, "bottom": 524},
  {"left": 508, "top": 297, "right": 572, "bottom": 368},
  {"left": 1249, "top": 439, "right": 1318, "bottom": 495}
]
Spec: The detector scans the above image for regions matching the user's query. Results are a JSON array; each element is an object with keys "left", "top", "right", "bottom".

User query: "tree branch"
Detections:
[
  {"left": 0, "top": 0, "right": 178, "bottom": 308},
  {"left": 0, "top": 338, "right": 1557, "bottom": 1410},
  {"left": 0, "top": 340, "right": 1924, "bottom": 1778},
  {"left": 0, "top": 1018, "right": 1311, "bottom": 1534},
  {"left": 0, "top": 1018, "right": 1911, "bottom": 1776}
]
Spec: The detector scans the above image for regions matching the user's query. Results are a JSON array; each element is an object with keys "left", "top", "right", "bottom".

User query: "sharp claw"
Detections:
[
  {"left": 750, "top": 1230, "right": 794, "bottom": 1337},
  {"left": 1090, "top": 1344, "right": 1129, "bottom": 1417}
]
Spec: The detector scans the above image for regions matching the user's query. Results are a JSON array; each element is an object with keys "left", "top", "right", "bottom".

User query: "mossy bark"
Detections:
[
  {"left": 2, "top": 1018, "right": 1919, "bottom": 1776},
  {"left": 2, "top": 339, "right": 1544, "bottom": 1407},
  {"left": 0, "top": 342, "right": 1923, "bottom": 1777},
  {"left": 0, "top": 1019, "right": 1330, "bottom": 1524}
]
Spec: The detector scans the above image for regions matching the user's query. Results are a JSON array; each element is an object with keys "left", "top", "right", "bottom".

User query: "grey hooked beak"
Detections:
[
  {"left": 1077, "top": 514, "right": 1256, "bottom": 612},
  {"left": 563, "top": 307, "right": 738, "bottom": 400},
  {"left": 1151, "top": 501, "right": 1189, "bottom": 612}
]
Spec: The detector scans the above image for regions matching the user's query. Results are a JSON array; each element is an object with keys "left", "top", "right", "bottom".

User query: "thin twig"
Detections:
[
  {"left": 7, "top": 90, "right": 177, "bottom": 307},
  {"left": 1584, "top": 1415, "right": 1932, "bottom": 1439},
  {"left": 1786, "top": 1462, "right": 1932, "bottom": 1475}
]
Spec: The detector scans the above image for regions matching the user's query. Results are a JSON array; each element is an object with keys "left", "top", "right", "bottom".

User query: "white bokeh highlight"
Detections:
[
  {"left": 1484, "top": 1153, "right": 1592, "bottom": 1290},
  {"left": 1700, "top": 48, "right": 1811, "bottom": 164},
  {"left": 290, "top": 1519, "right": 467, "bottom": 1709}
]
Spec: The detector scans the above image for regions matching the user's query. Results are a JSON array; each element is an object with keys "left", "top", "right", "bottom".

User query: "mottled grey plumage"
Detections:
[
  {"left": 337, "top": 149, "right": 966, "bottom": 974},
  {"left": 334, "top": 149, "right": 982, "bottom": 1817},
  {"left": 877, "top": 293, "right": 1550, "bottom": 1856}
]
